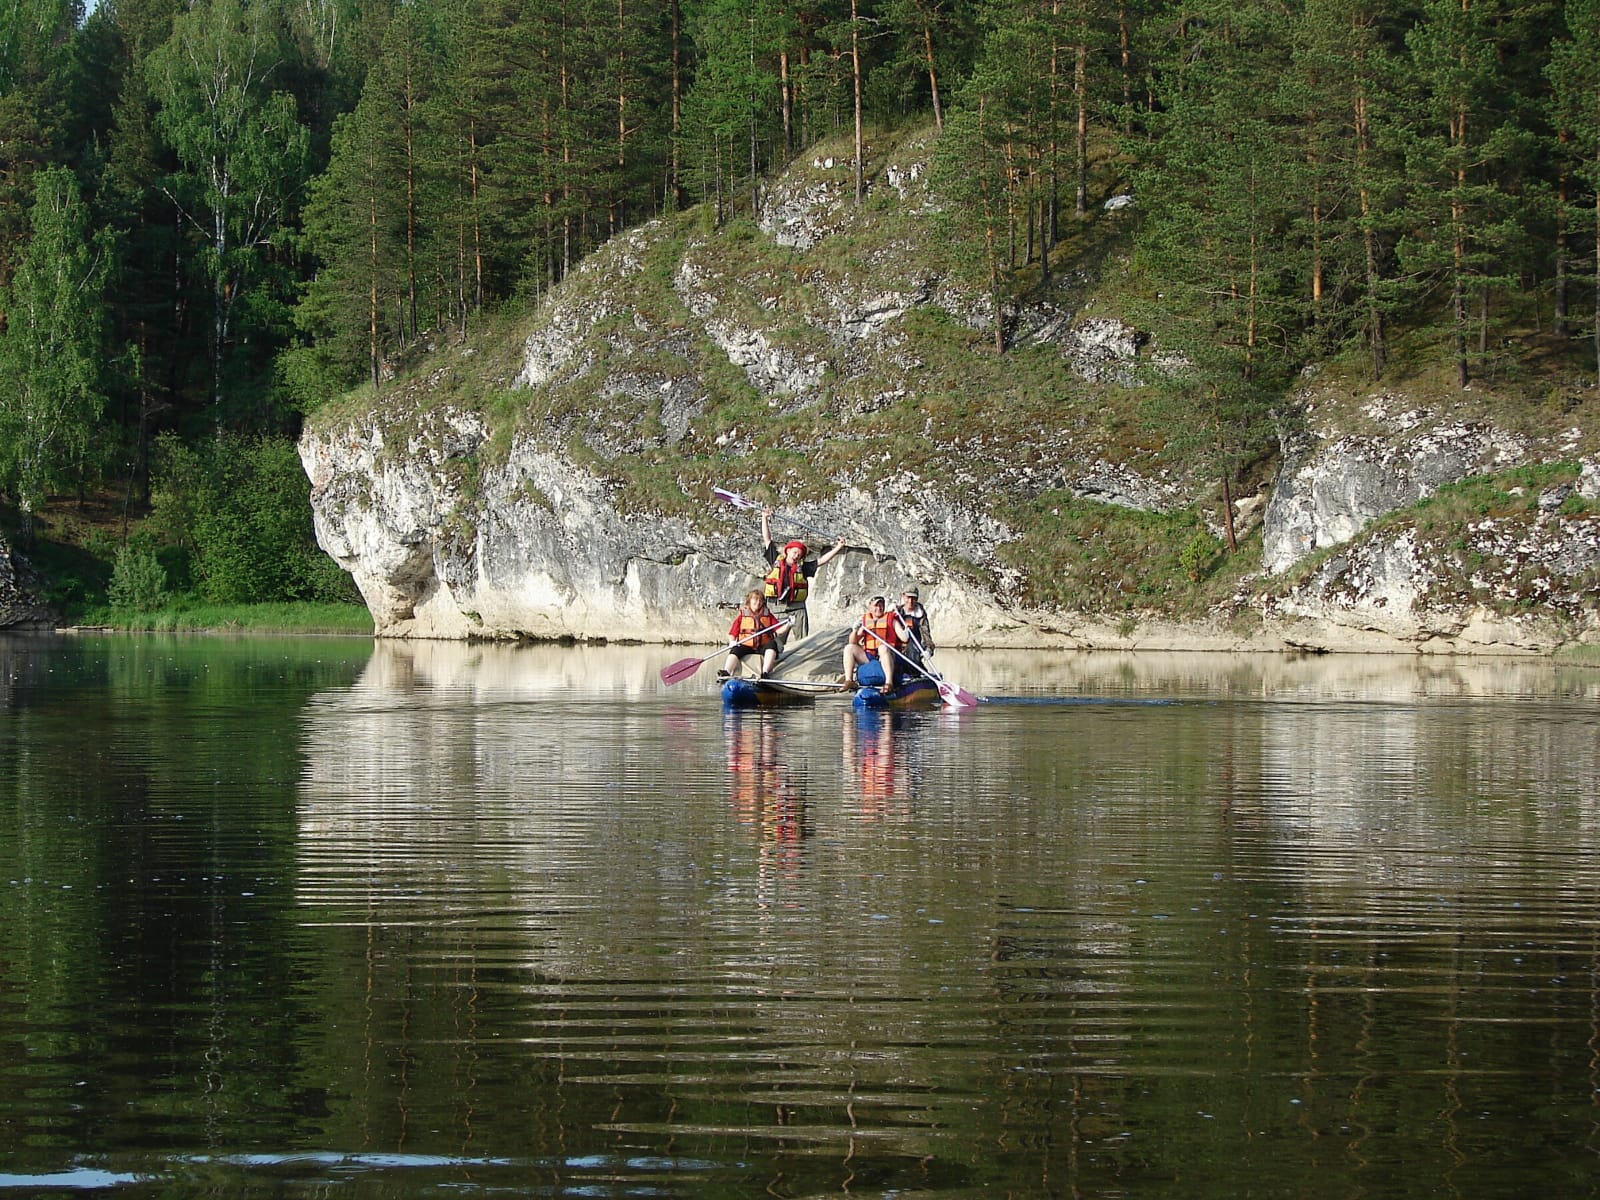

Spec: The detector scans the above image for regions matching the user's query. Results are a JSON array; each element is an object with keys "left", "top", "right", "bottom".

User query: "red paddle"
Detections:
[{"left": 660, "top": 618, "right": 792, "bottom": 686}]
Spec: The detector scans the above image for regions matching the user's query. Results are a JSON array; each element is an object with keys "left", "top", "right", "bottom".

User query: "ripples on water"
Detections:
[{"left": 4, "top": 637, "right": 1600, "bottom": 1196}]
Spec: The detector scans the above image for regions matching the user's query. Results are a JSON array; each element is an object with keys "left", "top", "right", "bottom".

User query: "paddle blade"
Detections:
[
  {"left": 712, "top": 487, "right": 753, "bottom": 509},
  {"left": 937, "top": 680, "right": 980, "bottom": 708},
  {"left": 659, "top": 656, "right": 706, "bottom": 685}
]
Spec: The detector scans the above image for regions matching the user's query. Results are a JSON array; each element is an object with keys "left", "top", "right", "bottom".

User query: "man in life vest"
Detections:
[
  {"left": 843, "top": 595, "right": 909, "bottom": 690},
  {"left": 761, "top": 508, "right": 845, "bottom": 646},
  {"left": 721, "top": 589, "right": 783, "bottom": 680},
  {"left": 895, "top": 586, "right": 934, "bottom": 673}
]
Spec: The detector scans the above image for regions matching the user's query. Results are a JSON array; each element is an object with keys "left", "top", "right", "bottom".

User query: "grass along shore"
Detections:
[{"left": 65, "top": 601, "right": 374, "bottom": 635}]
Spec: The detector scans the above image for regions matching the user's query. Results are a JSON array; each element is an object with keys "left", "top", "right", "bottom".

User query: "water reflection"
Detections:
[
  {"left": 723, "top": 710, "right": 807, "bottom": 878},
  {"left": 9, "top": 635, "right": 1600, "bottom": 1197}
]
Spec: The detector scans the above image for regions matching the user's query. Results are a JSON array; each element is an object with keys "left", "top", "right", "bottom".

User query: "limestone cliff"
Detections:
[{"left": 300, "top": 132, "right": 1600, "bottom": 655}]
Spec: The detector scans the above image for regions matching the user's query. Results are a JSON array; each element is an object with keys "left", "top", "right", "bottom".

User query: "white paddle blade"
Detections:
[{"left": 938, "top": 680, "right": 979, "bottom": 707}]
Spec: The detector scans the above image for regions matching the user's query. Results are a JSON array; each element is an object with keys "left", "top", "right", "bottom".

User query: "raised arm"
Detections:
[
  {"left": 816, "top": 537, "right": 846, "bottom": 566},
  {"left": 760, "top": 508, "right": 774, "bottom": 550}
]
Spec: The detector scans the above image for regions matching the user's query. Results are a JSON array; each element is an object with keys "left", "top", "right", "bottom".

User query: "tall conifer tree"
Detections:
[
  {"left": 1403, "top": 0, "right": 1523, "bottom": 387},
  {"left": 1131, "top": 0, "right": 1298, "bottom": 549},
  {"left": 1547, "top": 0, "right": 1600, "bottom": 378}
]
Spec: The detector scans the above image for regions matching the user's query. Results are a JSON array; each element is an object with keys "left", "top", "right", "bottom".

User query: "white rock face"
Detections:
[
  {"left": 1262, "top": 422, "right": 1528, "bottom": 575},
  {"left": 300, "top": 408, "right": 1033, "bottom": 644},
  {"left": 1063, "top": 317, "right": 1141, "bottom": 385}
]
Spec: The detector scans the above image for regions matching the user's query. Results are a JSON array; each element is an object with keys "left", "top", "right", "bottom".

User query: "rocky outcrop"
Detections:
[
  {"left": 303, "top": 385, "right": 1600, "bottom": 653},
  {"left": 0, "top": 534, "right": 54, "bottom": 630},
  {"left": 1263, "top": 406, "right": 1529, "bottom": 574},
  {"left": 300, "top": 135, "right": 1600, "bottom": 654},
  {"left": 301, "top": 407, "right": 1039, "bottom": 644}
]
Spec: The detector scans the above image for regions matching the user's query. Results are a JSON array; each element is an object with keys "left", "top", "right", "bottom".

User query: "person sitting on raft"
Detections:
[
  {"left": 761, "top": 508, "right": 845, "bottom": 646},
  {"left": 721, "top": 590, "right": 783, "bottom": 680},
  {"left": 895, "top": 585, "right": 933, "bottom": 672},
  {"left": 843, "top": 595, "right": 909, "bottom": 690}
]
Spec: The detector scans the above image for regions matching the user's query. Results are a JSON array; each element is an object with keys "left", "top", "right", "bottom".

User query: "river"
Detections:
[{"left": 3, "top": 633, "right": 1600, "bottom": 1197}]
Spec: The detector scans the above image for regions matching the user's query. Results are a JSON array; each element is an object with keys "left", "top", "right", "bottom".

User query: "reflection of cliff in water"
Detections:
[
  {"left": 1247, "top": 686, "right": 1600, "bottom": 898},
  {"left": 297, "top": 639, "right": 1600, "bottom": 959},
  {"left": 938, "top": 645, "right": 1600, "bottom": 702},
  {"left": 289, "top": 638, "right": 1600, "bottom": 1187}
]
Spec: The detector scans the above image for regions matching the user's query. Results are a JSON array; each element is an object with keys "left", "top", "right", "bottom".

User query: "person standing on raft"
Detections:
[{"left": 761, "top": 508, "right": 845, "bottom": 645}]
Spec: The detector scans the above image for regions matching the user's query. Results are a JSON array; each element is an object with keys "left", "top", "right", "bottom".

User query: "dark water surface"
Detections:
[{"left": 4, "top": 633, "right": 1600, "bottom": 1197}]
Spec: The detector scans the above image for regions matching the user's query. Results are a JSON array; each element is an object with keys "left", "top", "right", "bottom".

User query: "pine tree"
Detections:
[
  {"left": 95, "top": 0, "right": 190, "bottom": 503},
  {"left": 680, "top": 0, "right": 785, "bottom": 222},
  {"left": 1547, "top": 0, "right": 1600, "bottom": 379},
  {"left": 1281, "top": 0, "right": 1412, "bottom": 378},
  {"left": 933, "top": 63, "right": 1014, "bottom": 352},
  {"left": 1131, "top": 0, "right": 1300, "bottom": 549},
  {"left": 881, "top": 0, "right": 975, "bottom": 130},
  {"left": 0, "top": 0, "right": 80, "bottom": 294},
  {"left": 1403, "top": 0, "right": 1526, "bottom": 387},
  {"left": 296, "top": 62, "right": 408, "bottom": 395}
]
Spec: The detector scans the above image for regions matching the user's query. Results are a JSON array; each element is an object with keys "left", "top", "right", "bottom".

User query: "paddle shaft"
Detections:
[
  {"left": 878, "top": 622, "right": 978, "bottom": 707},
  {"left": 713, "top": 487, "right": 839, "bottom": 543},
  {"left": 660, "top": 618, "right": 792, "bottom": 685},
  {"left": 852, "top": 616, "right": 910, "bottom": 682}
]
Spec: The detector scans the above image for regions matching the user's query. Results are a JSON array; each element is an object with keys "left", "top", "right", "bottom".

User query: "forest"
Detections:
[{"left": 0, "top": 0, "right": 1597, "bottom": 611}]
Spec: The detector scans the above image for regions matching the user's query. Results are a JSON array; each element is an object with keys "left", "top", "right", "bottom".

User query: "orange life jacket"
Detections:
[
  {"left": 731, "top": 609, "right": 780, "bottom": 651},
  {"left": 764, "top": 557, "right": 809, "bottom": 603},
  {"left": 898, "top": 606, "right": 927, "bottom": 646},
  {"left": 860, "top": 610, "right": 902, "bottom": 654}
]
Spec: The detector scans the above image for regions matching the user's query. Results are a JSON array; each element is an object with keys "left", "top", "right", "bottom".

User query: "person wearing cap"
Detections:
[
  {"left": 843, "top": 594, "right": 908, "bottom": 690},
  {"left": 760, "top": 508, "right": 845, "bottom": 644},
  {"left": 895, "top": 586, "right": 933, "bottom": 673}
]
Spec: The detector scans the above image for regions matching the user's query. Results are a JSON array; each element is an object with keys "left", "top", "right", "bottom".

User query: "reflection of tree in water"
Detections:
[{"left": 724, "top": 711, "right": 808, "bottom": 878}]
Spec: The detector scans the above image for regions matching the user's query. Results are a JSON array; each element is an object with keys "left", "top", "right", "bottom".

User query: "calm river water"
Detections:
[{"left": 4, "top": 633, "right": 1600, "bottom": 1197}]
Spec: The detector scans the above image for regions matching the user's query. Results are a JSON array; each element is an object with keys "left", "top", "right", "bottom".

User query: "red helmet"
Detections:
[{"left": 784, "top": 540, "right": 807, "bottom": 555}]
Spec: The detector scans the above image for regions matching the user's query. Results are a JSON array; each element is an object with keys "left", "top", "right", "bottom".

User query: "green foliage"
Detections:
[
  {"left": 145, "top": 0, "right": 313, "bottom": 424},
  {"left": 994, "top": 490, "right": 1245, "bottom": 613},
  {"left": 680, "top": 0, "right": 788, "bottom": 220},
  {"left": 1408, "top": 462, "right": 1586, "bottom": 525},
  {"left": 77, "top": 599, "right": 375, "bottom": 633},
  {"left": 107, "top": 534, "right": 168, "bottom": 611},
  {"left": 1179, "top": 528, "right": 1222, "bottom": 584},
  {"left": 0, "top": 167, "right": 112, "bottom": 532},
  {"left": 150, "top": 432, "right": 359, "bottom": 605}
]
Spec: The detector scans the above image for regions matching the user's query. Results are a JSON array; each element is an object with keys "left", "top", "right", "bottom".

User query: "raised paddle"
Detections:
[
  {"left": 660, "top": 618, "right": 793, "bottom": 686},
  {"left": 712, "top": 486, "right": 840, "bottom": 543}
]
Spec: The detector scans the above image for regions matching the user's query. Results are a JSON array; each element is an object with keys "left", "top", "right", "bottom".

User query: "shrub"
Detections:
[
  {"left": 150, "top": 432, "right": 359, "bottom": 606},
  {"left": 107, "top": 537, "right": 168, "bottom": 610}
]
